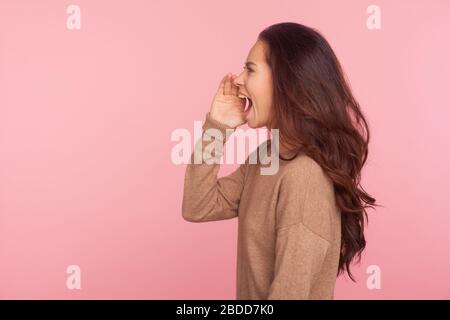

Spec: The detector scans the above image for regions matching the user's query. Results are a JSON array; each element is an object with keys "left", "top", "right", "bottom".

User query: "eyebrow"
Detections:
[{"left": 245, "top": 61, "right": 257, "bottom": 67}]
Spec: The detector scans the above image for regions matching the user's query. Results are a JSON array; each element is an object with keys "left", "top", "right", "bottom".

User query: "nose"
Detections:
[{"left": 233, "top": 71, "right": 245, "bottom": 87}]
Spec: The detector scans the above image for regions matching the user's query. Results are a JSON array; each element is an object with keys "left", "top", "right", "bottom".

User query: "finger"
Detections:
[
  {"left": 224, "top": 73, "right": 232, "bottom": 95},
  {"left": 230, "top": 74, "right": 239, "bottom": 96},
  {"left": 216, "top": 74, "right": 227, "bottom": 96}
]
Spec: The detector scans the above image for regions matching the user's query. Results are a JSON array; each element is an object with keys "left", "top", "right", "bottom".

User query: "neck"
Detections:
[{"left": 268, "top": 135, "right": 298, "bottom": 158}]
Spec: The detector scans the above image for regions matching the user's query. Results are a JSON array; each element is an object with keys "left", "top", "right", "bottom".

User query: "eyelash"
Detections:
[{"left": 244, "top": 66, "right": 253, "bottom": 73}]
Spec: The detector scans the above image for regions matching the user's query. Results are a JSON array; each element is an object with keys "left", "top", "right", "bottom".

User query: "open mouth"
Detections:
[
  {"left": 239, "top": 94, "right": 253, "bottom": 113},
  {"left": 244, "top": 97, "right": 253, "bottom": 112}
]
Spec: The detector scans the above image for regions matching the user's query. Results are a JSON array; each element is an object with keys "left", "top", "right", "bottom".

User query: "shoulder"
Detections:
[{"left": 281, "top": 154, "right": 332, "bottom": 190}]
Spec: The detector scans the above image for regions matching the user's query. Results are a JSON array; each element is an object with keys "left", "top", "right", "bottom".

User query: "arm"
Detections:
[
  {"left": 182, "top": 112, "right": 247, "bottom": 222},
  {"left": 267, "top": 160, "right": 333, "bottom": 299}
]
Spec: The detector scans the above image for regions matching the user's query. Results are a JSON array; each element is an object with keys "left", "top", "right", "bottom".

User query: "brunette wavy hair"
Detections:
[{"left": 259, "top": 22, "right": 379, "bottom": 281}]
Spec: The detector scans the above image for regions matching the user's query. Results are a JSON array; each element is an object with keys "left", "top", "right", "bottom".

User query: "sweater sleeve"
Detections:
[
  {"left": 267, "top": 161, "right": 332, "bottom": 299},
  {"left": 182, "top": 112, "right": 247, "bottom": 223}
]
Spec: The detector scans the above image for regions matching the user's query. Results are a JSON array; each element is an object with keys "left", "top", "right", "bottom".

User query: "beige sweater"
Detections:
[{"left": 182, "top": 112, "right": 342, "bottom": 300}]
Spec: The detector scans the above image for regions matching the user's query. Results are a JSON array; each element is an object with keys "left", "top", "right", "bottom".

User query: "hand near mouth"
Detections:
[{"left": 209, "top": 73, "right": 249, "bottom": 128}]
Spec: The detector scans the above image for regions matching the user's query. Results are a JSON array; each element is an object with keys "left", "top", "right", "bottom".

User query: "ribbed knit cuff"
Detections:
[
  {"left": 189, "top": 112, "right": 236, "bottom": 164},
  {"left": 202, "top": 112, "right": 235, "bottom": 143}
]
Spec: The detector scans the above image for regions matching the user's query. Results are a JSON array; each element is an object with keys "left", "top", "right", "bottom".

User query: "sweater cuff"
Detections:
[{"left": 202, "top": 112, "right": 235, "bottom": 143}]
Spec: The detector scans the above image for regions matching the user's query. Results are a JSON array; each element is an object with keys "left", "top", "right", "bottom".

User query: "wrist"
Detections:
[{"left": 208, "top": 112, "right": 235, "bottom": 130}]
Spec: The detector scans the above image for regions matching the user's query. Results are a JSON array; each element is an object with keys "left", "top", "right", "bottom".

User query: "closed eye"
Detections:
[{"left": 243, "top": 66, "right": 254, "bottom": 73}]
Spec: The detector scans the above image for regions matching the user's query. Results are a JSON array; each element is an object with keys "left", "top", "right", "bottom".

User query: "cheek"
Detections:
[
  {"left": 251, "top": 79, "right": 272, "bottom": 116},
  {"left": 261, "top": 92, "right": 273, "bottom": 116}
]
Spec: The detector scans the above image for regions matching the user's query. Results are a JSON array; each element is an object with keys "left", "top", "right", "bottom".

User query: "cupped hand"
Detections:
[{"left": 209, "top": 73, "right": 247, "bottom": 128}]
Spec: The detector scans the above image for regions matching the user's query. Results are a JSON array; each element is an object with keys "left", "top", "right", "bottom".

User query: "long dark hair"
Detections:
[{"left": 259, "top": 22, "right": 379, "bottom": 282}]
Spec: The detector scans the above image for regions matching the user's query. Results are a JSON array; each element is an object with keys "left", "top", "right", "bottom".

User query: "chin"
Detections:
[
  {"left": 247, "top": 121, "right": 264, "bottom": 129},
  {"left": 246, "top": 119, "right": 257, "bottom": 128}
]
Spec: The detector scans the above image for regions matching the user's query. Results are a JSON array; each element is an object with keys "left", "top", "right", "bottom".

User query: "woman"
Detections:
[{"left": 182, "top": 22, "right": 377, "bottom": 300}]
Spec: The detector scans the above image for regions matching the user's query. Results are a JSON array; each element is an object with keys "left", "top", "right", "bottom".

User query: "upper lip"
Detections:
[{"left": 238, "top": 92, "right": 251, "bottom": 99}]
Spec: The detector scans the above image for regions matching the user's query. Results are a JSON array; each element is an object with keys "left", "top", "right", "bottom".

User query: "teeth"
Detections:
[{"left": 244, "top": 97, "right": 252, "bottom": 111}]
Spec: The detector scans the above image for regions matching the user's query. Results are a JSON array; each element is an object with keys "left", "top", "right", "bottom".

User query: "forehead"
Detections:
[{"left": 247, "top": 40, "right": 267, "bottom": 65}]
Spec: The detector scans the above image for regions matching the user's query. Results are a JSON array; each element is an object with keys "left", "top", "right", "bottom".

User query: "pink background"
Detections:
[{"left": 1, "top": 0, "right": 449, "bottom": 299}]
